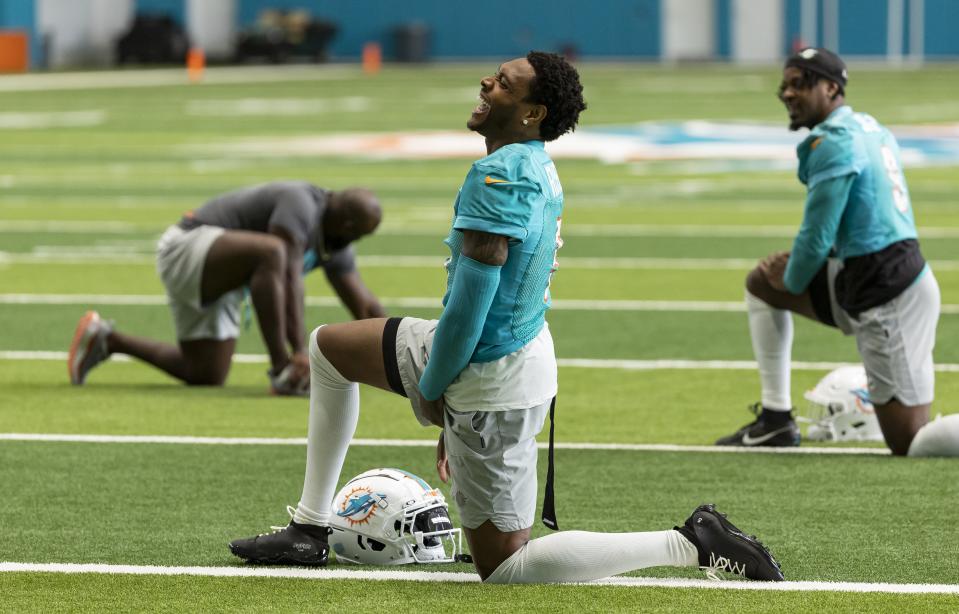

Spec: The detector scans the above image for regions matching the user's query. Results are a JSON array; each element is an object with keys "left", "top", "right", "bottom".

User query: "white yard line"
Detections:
[
  {"left": 0, "top": 220, "right": 145, "bottom": 232},
  {"left": 1, "top": 294, "right": 958, "bottom": 315},
  {"left": 556, "top": 358, "right": 959, "bottom": 372},
  {"left": 2, "top": 351, "right": 959, "bottom": 373},
  {"left": 0, "top": 433, "right": 892, "bottom": 455},
  {"left": 185, "top": 97, "right": 372, "bottom": 116},
  {"left": 0, "top": 294, "right": 168, "bottom": 305},
  {"left": 0, "top": 252, "right": 785, "bottom": 269},
  {"left": 1, "top": 562, "right": 956, "bottom": 594},
  {"left": 557, "top": 224, "right": 959, "bottom": 240},
  {"left": 0, "top": 65, "right": 357, "bottom": 92},
  {"left": 0, "top": 294, "right": 744, "bottom": 310},
  {"left": 0, "top": 110, "right": 105, "bottom": 130}
]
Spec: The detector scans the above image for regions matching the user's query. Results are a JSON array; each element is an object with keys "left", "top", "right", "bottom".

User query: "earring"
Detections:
[{"left": 522, "top": 119, "right": 529, "bottom": 125}]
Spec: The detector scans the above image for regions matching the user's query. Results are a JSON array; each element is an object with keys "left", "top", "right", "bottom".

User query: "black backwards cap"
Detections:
[{"left": 785, "top": 47, "right": 848, "bottom": 91}]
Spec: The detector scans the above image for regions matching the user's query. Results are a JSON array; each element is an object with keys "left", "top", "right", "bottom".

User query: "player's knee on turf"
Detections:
[
  {"left": 474, "top": 545, "right": 523, "bottom": 581},
  {"left": 875, "top": 398, "right": 929, "bottom": 456},
  {"left": 183, "top": 361, "right": 229, "bottom": 386},
  {"left": 884, "top": 431, "right": 915, "bottom": 457},
  {"left": 465, "top": 521, "right": 530, "bottom": 581}
]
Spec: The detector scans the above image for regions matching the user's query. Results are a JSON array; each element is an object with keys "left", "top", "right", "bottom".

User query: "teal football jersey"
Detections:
[
  {"left": 784, "top": 106, "right": 919, "bottom": 293},
  {"left": 442, "top": 140, "right": 564, "bottom": 362}
]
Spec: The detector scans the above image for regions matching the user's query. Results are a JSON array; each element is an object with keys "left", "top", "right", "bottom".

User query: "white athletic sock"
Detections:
[
  {"left": 907, "top": 414, "right": 959, "bottom": 457},
  {"left": 293, "top": 326, "right": 360, "bottom": 527},
  {"left": 484, "top": 530, "right": 699, "bottom": 584},
  {"left": 746, "top": 291, "right": 793, "bottom": 411}
]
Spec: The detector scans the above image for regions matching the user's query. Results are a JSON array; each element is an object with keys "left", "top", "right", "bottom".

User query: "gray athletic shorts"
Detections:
[
  {"left": 815, "top": 260, "right": 940, "bottom": 406},
  {"left": 383, "top": 317, "right": 552, "bottom": 532},
  {"left": 156, "top": 224, "right": 243, "bottom": 341}
]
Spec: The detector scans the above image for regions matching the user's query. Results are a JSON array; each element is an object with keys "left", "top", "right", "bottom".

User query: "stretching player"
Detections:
[
  {"left": 68, "top": 182, "right": 384, "bottom": 395},
  {"left": 230, "top": 52, "right": 783, "bottom": 582},
  {"left": 716, "top": 48, "right": 958, "bottom": 456}
]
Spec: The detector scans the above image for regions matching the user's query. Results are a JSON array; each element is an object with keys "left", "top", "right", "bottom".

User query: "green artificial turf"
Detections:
[
  {"left": 1, "top": 439, "right": 957, "bottom": 585},
  {"left": 2, "top": 62, "right": 958, "bottom": 612},
  {"left": 1, "top": 574, "right": 955, "bottom": 614}
]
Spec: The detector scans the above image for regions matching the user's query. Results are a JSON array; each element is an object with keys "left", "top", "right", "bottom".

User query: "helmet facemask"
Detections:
[
  {"left": 799, "top": 366, "right": 884, "bottom": 442},
  {"left": 398, "top": 499, "right": 461, "bottom": 563}
]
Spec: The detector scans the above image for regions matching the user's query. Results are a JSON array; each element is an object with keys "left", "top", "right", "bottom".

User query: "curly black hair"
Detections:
[{"left": 525, "top": 51, "right": 587, "bottom": 142}]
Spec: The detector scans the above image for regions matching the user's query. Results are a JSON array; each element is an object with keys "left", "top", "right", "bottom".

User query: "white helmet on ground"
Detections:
[
  {"left": 329, "top": 468, "right": 463, "bottom": 565},
  {"left": 800, "top": 366, "right": 884, "bottom": 442}
]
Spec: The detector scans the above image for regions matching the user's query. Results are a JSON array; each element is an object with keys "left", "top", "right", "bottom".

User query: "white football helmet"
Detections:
[
  {"left": 329, "top": 468, "right": 463, "bottom": 565},
  {"left": 800, "top": 366, "right": 884, "bottom": 442}
]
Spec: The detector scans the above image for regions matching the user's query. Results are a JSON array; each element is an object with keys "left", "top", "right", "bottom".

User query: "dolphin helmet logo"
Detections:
[
  {"left": 336, "top": 486, "right": 388, "bottom": 526},
  {"left": 851, "top": 387, "right": 874, "bottom": 414}
]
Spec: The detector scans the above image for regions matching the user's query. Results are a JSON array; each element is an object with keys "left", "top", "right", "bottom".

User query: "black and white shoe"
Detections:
[
  {"left": 677, "top": 504, "right": 784, "bottom": 581},
  {"left": 229, "top": 521, "right": 332, "bottom": 566},
  {"left": 715, "top": 403, "right": 800, "bottom": 447}
]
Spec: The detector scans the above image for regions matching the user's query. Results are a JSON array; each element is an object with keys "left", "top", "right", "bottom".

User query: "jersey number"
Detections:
[
  {"left": 880, "top": 145, "right": 910, "bottom": 213},
  {"left": 545, "top": 217, "right": 563, "bottom": 303}
]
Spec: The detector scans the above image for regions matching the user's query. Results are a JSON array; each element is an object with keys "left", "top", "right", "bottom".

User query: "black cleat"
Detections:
[
  {"left": 715, "top": 403, "right": 800, "bottom": 447},
  {"left": 676, "top": 504, "right": 784, "bottom": 581},
  {"left": 229, "top": 521, "right": 332, "bottom": 566}
]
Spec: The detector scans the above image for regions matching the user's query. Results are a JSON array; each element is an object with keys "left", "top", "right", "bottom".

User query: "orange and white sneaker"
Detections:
[{"left": 68, "top": 311, "right": 113, "bottom": 385}]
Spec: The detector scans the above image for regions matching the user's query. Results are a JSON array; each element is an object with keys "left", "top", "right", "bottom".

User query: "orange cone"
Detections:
[
  {"left": 362, "top": 42, "right": 381, "bottom": 75},
  {"left": 187, "top": 47, "right": 205, "bottom": 82}
]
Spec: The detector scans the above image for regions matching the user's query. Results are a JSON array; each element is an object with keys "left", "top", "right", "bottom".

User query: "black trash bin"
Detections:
[
  {"left": 116, "top": 14, "right": 189, "bottom": 64},
  {"left": 393, "top": 22, "right": 430, "bottom": 62}
]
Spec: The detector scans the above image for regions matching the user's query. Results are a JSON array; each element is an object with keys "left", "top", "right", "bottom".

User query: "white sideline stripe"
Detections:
[
  {"left": 1, "top": 562, "right": 956, "bottom": 594},
  {"left": 1, "top": 294, "right": 958, "bottom": 315},
  {"left": 3, "top": 351, "right": 959, "bottom": 373},
  {"left": 0, "top": 433, "right": 891, "bottom": 455}
]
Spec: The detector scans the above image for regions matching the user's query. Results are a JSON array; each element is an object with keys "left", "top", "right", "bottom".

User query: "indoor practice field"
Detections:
[{"left": 1, "top": 62, "right": 958, "bottom": 613}]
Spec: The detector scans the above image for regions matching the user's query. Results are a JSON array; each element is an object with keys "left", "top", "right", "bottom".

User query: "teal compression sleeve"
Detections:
[
  {"left": 418, "top": 255, "right": 502, "bottom": 401},
  {"left": 784, "top": 173, "right": 856, "bottom": 294}
]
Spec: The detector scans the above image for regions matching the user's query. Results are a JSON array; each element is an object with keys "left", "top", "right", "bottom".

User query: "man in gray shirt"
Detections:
[{"left": 67, "top": 181, "right": 385, "bottom": 395}]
